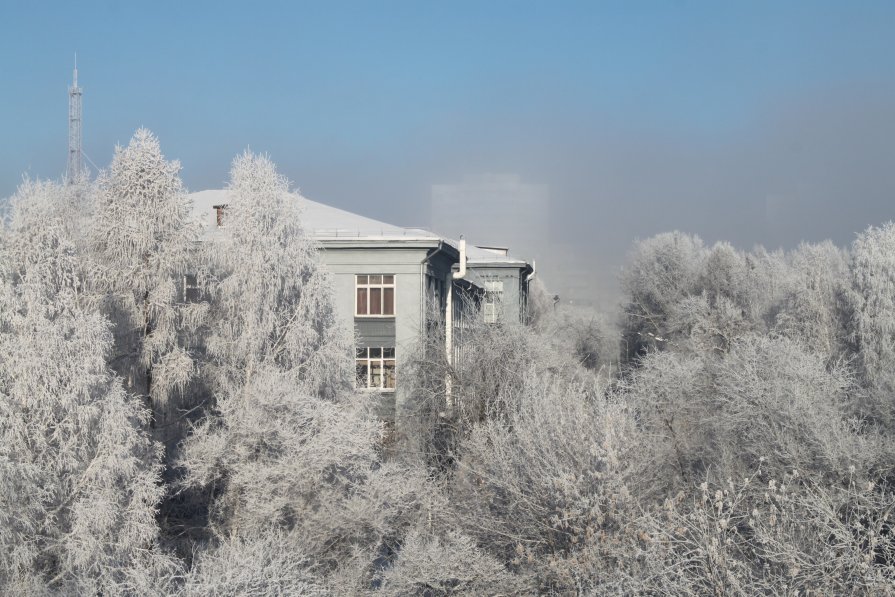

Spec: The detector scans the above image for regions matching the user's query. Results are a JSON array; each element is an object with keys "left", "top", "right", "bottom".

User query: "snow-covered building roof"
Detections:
[
  {"left": 461, "top": 242, "right": 529, "bottom": 268},
  {"left": 190, "top": 189, "right": 438, "bottom": 242},
  {"left": 189, "top": 189, "right": 530, "bottom": 268}
]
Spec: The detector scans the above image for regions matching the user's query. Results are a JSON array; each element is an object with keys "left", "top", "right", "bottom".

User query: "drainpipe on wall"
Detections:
[
  {"left": 523, "top": 260, "right": 536, "bottom": 324},
  {"left": 420, "top": 240, "right": 447, "bottom": 337},
  {"left": 526, "top": 259, "right": 537, "bottom": 282},
  {"left": 445, "top": 237, "right": 467, "bottom": 406}
]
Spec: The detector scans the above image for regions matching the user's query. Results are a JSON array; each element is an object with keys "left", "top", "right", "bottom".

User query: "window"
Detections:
[
  {"left": 483, "top": 280, "right": 504, "bottom": 324},
  {"left": 213, "top": 204, "right": 229, "bottom": 227},
  {"left": 356, "top": 347, "right": 396, "bottom": 390},
  {"left": 183, "top": 274, "right": 202, "bottom": 303},
  {"left": 426, "top": 275, "right": 446, "bottom": 312},
  {"left": 356, "top": 275, "right": 395, "bottom": 316}
]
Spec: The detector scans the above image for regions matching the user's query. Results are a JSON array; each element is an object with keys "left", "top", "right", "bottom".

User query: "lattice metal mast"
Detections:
[{"left": 66, "top": 56, "right": 83, "bottom": 185}]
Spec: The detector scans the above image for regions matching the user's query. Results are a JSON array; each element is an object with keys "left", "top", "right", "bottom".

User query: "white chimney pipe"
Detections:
[
  {"left": 445, "top": 236, "right": 467, "bottom": 407},
  {"left": 452, "top": 237, "right": 467, "bottom": 280}
]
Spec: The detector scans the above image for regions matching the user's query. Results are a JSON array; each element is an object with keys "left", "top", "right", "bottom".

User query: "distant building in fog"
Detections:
[
  {"left": 431, "top": 174, "right": 613, "bottom": 309},
  {"left": 431, "top": 174, "right": 549, "bottom": 263}
]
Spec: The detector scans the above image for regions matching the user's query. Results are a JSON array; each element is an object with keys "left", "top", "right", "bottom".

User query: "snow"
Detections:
[
  {"left": 190, "top": 189, "right": 532, "bottom": 266},
  {"left": 190, "top": 189, "right": 439, "bottom": 241}
]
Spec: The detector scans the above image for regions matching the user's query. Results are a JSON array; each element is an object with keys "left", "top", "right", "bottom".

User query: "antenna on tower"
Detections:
[{"left": 66, "top": 54, "right": 83, "bottom": 185}]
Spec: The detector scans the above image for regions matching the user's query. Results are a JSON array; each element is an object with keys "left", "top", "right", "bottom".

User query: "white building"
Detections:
[{"left": 190, "top": 190, "right": 533, "bottom": 427}]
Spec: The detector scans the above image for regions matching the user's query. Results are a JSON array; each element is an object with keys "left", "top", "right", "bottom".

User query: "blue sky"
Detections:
[{"left": 2, "top": 1, "right": 894, "bottom": 302}]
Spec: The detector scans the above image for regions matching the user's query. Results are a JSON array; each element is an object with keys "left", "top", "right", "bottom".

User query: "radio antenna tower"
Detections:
[{"left": 66, "top": 55, "right": 83, "bottom": 185}]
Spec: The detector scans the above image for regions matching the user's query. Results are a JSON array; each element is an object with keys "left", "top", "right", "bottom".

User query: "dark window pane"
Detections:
[
  {"left": 370, "top": 347, "right": 382, "bottom": 358},
  {"left": 383, "top": 275, "right": 394, "bottom": 284},
  {"left": 356, "top": 347, "right": 366, "bottom": 358},
  {"left": 183, "top": 275, "right": 201, "bottom": 302},
  {"left": 357, "top": 275, "right": 368, "bottom": 284},
  {"left": 356, "top": 288, "right": 368, "bottom": 315},
  {"left": 371, "top": 363, "right": 383, "bottom": 388},
  {"left": 383, "top": 347, "right": 395, "bottom": 358},
  {"left": 384, "top": 360, "right": 396, "bottom": 389},
  {"left": 370, "top": 288, "right": 382, "bottom": 315},
  {"left": 356, "top": 363, "right": 369, "bottom": 388},
  {"left": 383, "top": 288, "right": 394, "bottom": 315},
  {"left": 370, "top": 275, "right": 382, "bottom": 284}
]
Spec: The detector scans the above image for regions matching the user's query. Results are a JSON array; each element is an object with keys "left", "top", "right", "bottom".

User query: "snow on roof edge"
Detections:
[{"left": 189, "top": 189, "right": 531, "bottom": 266}]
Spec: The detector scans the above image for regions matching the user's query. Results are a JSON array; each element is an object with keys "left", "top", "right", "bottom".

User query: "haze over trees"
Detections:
[{"left": 1, "top": 129, "right": 893, "bottom": 594}]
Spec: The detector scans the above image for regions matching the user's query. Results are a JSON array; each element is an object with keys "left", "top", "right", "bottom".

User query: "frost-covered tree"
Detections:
[
  {"left": 89, "top": 128, "right": 201, "bottom": 441},
  {"left": 666, "top": 291, "right": 753, "bottom": 354},
  {"left": 622, "top": 235, "right": 817, "bottom": 360},
  {"left": 698, "top": 242, "right": 750, "bottom": 307},
  {"left": 530, "top": 294, "right": 619, "bottom": 374},
  {"left": 200, "top": 151, "right": 350, "bottom": 396},
  {"left": 179, "top": 373, "right": 380, "bottom": 545},
  {"left": 402, "top": 295, "right": 589, "bottom": 470},
  {"left": 178, "top": 153, "right": 379, "bottom": 576},
  {"left": 625, "top": 334, "right": 885, "bottom": 497},
  {"left": 621, "top": 231, "right": 705, "bottom": 359},
  {"left": 5, "top": 179, "right": 90, "bottom": 288},
  {"left": 847, "top": 222, "right": 895, "bottom": 427},
  {"left": 0, "top": 183, "right": 176, "bottom": 595},
  {"left": 774, "top": 240, "right": 850, "bottom": 363}
]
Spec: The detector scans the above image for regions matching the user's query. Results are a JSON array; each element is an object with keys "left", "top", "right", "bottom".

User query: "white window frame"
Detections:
[
  {"left": 355, "top": 274, "right": 396, "bottom": 317},
  {"left": 483, "top": 279, "right": 504, "bottom": 324},
  {"left": 355, "top": 346, "right": 396, "bottom": 391}
]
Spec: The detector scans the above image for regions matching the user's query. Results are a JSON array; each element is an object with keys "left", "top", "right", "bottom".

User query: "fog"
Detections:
[
  {"left": 265, "top": 82, "right": 895, "bottom": 308},
  {"left": 2, "top": 3, "right": 894, "bottom": 309}
]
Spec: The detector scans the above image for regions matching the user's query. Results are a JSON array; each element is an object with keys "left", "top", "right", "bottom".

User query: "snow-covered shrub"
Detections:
[
  {"left": 180, "top": 533, "right": 327, "bottom": 597},
  {"left": 451, "top": 371, "right": 637, "bottom": 591},
  {"left": 622, "top": 235, "right": 843, "bottom": 361},
  {"left": 698, "top": 242, "right": 751, "bottom": 308},
  {"left": 453, "top": 320, "right": 566, "bottom": 429},
  {"left": 525, "top": 277, "right": 556, "bottom": 328},
  {"left": 708, "top": 335, "right": 879, "bottom": 477},
  {"left": 614, "top": 473, "right": 895, "bottom": 596},
  {"left": 375, "top": 529, "right": 529, "bottom": 596},
  {"left": 616, "top": 348, "right": 711, "bottom": 495}
]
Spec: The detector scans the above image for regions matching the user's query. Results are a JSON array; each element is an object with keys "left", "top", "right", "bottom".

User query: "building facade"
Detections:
[{"left": 191, "top": 190, "right": 533, "bottom": 426}]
